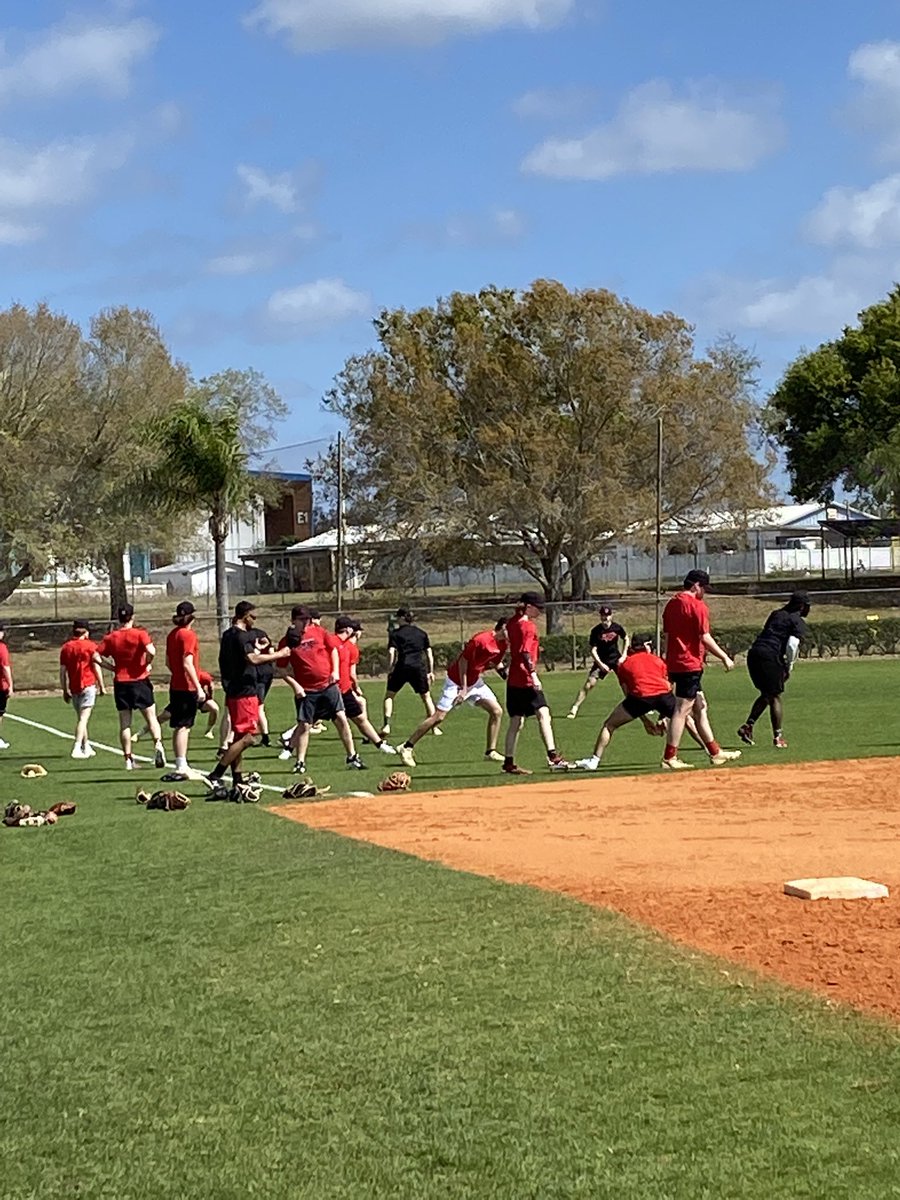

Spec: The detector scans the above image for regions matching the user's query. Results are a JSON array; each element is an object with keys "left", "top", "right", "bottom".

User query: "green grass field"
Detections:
[{"left": 3, "top": 663, "right": 900, "bottom": 1198}]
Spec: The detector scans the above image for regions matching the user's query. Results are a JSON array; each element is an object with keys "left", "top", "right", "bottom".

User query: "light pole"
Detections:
[
  {"left": 655, "top": 414, "right": 663, "bottom": 649},
  {"left": 335, "top": 430, "right": 345, "bottom": 612}
]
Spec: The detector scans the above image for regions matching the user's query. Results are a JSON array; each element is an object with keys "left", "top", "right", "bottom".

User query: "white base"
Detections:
[{"left": 784, "top": 876, "right": 889, "bottom": 901}]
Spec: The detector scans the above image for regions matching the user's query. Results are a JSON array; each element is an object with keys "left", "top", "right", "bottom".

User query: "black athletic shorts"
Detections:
[
  {"left": 168, "top": 688, "right": 198, "bottom": 730},
  {"left": 296, "top": 683, "right": 344, "bottom": 726},
  {"left": 0, "top": 691, "right": 8, "bottom": 715},
  {"left": 256, "top": 674, "right": 274, "bottom": 703},
  {"left": 747, "top": 647, "right": 787, "bottom": 696},
  {"left": 589, "top": 659, "right": 620, "bottom": 681},
  {"left": 506, "top": 685, "right": 548, "bottom": 718},
  {"left": 622, "top": 691, "right": 677, "bottom": 720},
  {"left": 114, "top": 679, "right": 154, "bottom": 713},
  {"left": 386, "top": 664, "right": 430, "bottom": 695},
  {"left": 668, "top": 671, "right": 704, "bottom": 700},
  {"left": 342, "top": 689, "right": 364, "bottom": 719}
]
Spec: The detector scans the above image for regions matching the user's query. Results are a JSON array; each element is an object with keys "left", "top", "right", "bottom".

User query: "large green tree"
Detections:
[
  {"left": 325, "top": 280, "right": 770, "bottom": 628},
  {"left": 767, "top": 284, "right": 900, "bottom": 504}
]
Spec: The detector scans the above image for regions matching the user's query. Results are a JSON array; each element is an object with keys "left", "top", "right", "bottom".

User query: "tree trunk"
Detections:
[
  {"left": 0, "top": 561, "right": 31, "bottom": 604},
  {"left": 210, "top": 505, "right": 230, "bottom": 634},
  {"left": 540, "top": 553, "right": 565, "bottom": 634},
  {"left": 105, "top": 546, "right": 128, "bottom": 618},
  {"left": 568, "top": 559, "right": 591, "bottom": 601}
]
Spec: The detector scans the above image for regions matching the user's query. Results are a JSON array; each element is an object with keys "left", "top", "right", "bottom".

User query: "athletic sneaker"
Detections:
[
  {"left": 380, "top": 725, "right": 391, "bottom": 737},
  {"left": 71, "top": 745, "right": 88, "bottom": 759},
  {"left": 737, "top": 723, "right": 755, "bottom": 746},
  {"left": 291, "top": 761, "right": 307, "bottom": 775},
  {"left": 398, "top": 745, "right": 416, "bottom": 769},
  {"left": 432, "top": 726, "right": 443, "bottom": 737},
  {"left": 575, "top": 756, "right": 600, "bottom": 771},
  {"left": 773, "top": 735, "right": 788, "bottom": 749},
  {"left": 84, "top": 744, "right": 96, "bottom": 758},
  {"left": 202, "top": 775, "right": 230, "bottom": 802},
  {"left": 709, "top": 749, "right": 742, "bottom": 766},
  {"left": 278, "top": 748, "right": 293, "bottom": 761},
  {"left": 502, "top": 763, "right": 532, "bottom": 776},
  {"left": 661, "top": 756, "right": 694, "bottom": 770},
  {"left": 484, "top": 750, "right": 505, "bottom": 763},
  {"left": 378, "top": 741, "right": 398, "bottom": 755},
  {"left": 204, "top": 730, "right": 216, "bottom": 740},
  {"left": 566, "top": 710, "right": 578, "bottom": 720},
  {"left": 125, "top": 756, "right": 137, "bottom": 771},
  {"left": 0, "top": 737, "right": 10, "bottom": 749},
  {"left": 309, "top": 722, "right": 326, "bottom": 735},
  {"left": 153, "top": 743, "right": 166, "bottom": 769},
  {"left": 346, "top": 754, "right": 367, "bottom": 770},
  {"left": 547, "top": 752, "right": 571, "bottom": 771}
]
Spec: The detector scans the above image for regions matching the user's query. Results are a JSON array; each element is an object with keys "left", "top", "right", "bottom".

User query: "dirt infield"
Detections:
[{"left": 271, "top": 757, "right": 900, "bottom": 1021}]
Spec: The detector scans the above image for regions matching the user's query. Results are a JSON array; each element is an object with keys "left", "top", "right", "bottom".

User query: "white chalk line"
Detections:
[{"left": 4, "top": 712, "right": 286, "bottom": 795}]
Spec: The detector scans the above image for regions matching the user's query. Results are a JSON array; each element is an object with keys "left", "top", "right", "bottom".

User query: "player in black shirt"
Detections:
[
  {"left": 381, "top": 608, "right": 437, "bottom": 737},
  {"left": 738, "top": 591, "right": 811, "bottom": 749},
  {"left": 566, "top": 605, "right": 628, "bottom": 719}
]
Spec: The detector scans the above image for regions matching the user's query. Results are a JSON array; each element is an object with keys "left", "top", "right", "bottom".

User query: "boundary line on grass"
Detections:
[{"left": 3, "top": 712, "right": 286, "bottom": 795}]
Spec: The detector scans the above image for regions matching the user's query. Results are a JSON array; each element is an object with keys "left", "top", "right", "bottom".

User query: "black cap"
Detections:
[
  {"left": 599, "top": 604, "right": 613, "bottom": 616},
  {"left": 396, "top": 607, "right": 413, "bottom": 621},
  {"left": 520, "top": 591, "right": 545, "bottom": 610},
  {"left": 118, "top": 603, "right": 134, "bottom": 622},
  {"left": 308, "top": 607, "right": 321, "bottom": 620},
  {"left": 175, "top": 600, "right": 195, "bottom": 618},
  {"left": 351, "top": 619, "right": 364, "bottom": 632},
  {"left": 72, "top": 618, "right": 90, "bottom": 633},
  {"left": 334, "top": 616, "right": 355, "bottom": 633},
  {"left": 291, "top": 604, "right": 313, "bottom": 621},
  {"left": 234, "top": 600, "right": 256, "bottom": 619},
  {"left": 630, "top": 632, "right": 655, "bottom": 649},
  {"left": 683, "top": 569, "right": 711, "bottom": 589}
]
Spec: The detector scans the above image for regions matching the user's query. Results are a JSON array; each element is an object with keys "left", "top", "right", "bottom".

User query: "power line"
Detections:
[{"left": 248, "top": 435, "right": 335, "bottom": 457}]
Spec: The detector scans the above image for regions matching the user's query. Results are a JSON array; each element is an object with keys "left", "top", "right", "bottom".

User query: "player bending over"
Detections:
[
  {"left": 567, "top": 605, "right": 627, "bottom": 718},
  {"left": 503, "top": 593, "right": 570, "bottom": 775},
  {"left": 381, "top": 608, "right": 440, "bottom": 737},
  {"left": 333, "top": 616, "right": 397, "bottom": 756},
  {"left": 398, "top": 620, "right": 509, "bottom": 769},
  {"left": 738, "top": 590, "right": 810, "bottom": 749}
]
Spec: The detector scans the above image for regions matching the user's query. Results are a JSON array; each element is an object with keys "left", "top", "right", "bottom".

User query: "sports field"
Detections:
[{"left": 4, "top": 661, "right": 900, "bottom": 1198}]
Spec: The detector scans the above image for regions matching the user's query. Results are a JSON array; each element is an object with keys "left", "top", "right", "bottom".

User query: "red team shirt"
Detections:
[
  {"left": 663, "top": 593, "right": 710, "bottom": 673},
  {"left": 0, "top": 641, "right": 10, "bottom": 692},
  {"left": 506, "top": 613, "right": 540, "bottom": 688},
  {"left": 59, "top": 637, "right": 99, "bottom": 694},
  {"left": 198, "top": 669, "right": 213, "bottom": 690},
  {"left": 97, "top": 627, "right": 153, "bottom": 682},
  {"left": 617, "top": 652, "right": 671, "bottom": 699},
  {"left": 336, "top": 639, "right": 359, "bottom": 693},
  {"left": 166, "top": 626, "right": 200, "bottom": 691},
  {"left": 280, "top": 623, "right": 340, "bottom": 691},
  {"left": 447, "top": 630, "right": 504, "bottom": 687}
]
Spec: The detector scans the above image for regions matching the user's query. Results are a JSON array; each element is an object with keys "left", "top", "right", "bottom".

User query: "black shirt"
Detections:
[
  {"left": 253, "top": 627, "right": 275, "bottom": 681},
  {"left": 589, "top": 622, "right": 627, "bottom": 668},
  {"left": 218, "top": 626, "right": 259, "bottom": 698},
  {"left": 389, "top": 624, "right": 430, "bottom": 668},
  {"left": 751, "top": 608, "right": 808, "bottom": 661}
]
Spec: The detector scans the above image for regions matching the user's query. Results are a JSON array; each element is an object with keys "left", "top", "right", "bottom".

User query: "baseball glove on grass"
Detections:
[
  {"left": 281, "top": 781, "right": 332, "bottom": 800},
  {"left": 137, "top": 789, "right": 191, "bottom": 811},
  {"left": 377, "top": 771, "right": 412, "bottom": 793},
  {"left": 48, "top": 802, "right": 77, "bottom": 816},
  {"left": 20, "top": 763, "right": 48, "bottom": 778}
]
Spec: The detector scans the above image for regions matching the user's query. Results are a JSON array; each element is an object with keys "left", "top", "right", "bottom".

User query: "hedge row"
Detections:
[{"left": 355, "top": 619, "right": 900, "bottom": 676}]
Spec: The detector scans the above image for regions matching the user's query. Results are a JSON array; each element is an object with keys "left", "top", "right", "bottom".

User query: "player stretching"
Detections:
[
  {"left": 738, "top": 590, "right": 811, "bottom": 749},
  {"left": 398, "top": 620, "right": 508, "bottom": 768},
  {"left": 661, "top": 570, "right": 740, "bottom": 771},
  {"left": 59, "top": 618, "right": 104, "bottom": 758},
  {"left": 204, "top": 601, "right": 290, "bottom": 801},
  {"left": 164, "top": 601, "right": 205, "bottom": 778},
  {"left": 0, "top": 622, "right": 12, "bottom": 749},
  {"left": 334, "top": 616, "right": 397, "bottom": 756},
  {"left": 381, "top": 608, "right": 440, "bottom": 737},
  {"left": 503, "top": 593, "right": 570, "bottom": 775},
  {"left": 95, "top": 604, "right": 166, "bottom": 770},
  {"left": 281, "top": 605, "right": 365, "bottom": 775},
  {"left": 576, "top": 633, "right": 682, "bottom": 769},
  {"left": 567, "top": 605, "right": 627, "bottom": 718}
]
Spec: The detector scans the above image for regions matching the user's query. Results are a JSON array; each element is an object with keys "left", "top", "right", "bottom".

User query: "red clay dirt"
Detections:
[{"left": 270, "top": 757, "right": 900, "bottom": 1021}]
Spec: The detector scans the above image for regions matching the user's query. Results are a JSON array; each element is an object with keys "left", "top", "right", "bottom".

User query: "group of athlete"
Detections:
[{"left": 10, "top": 569, "right": 809, "bottom": 796}]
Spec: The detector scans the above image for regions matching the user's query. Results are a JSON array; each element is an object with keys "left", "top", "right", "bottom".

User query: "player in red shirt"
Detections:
[
  {"left": 59, "top": 618, "right": 104, "bottom": 759},
  {"left": 163, "top": 600, "right": 205, "bottom": 778},
  {"left": 397, "top": 620, "right": 509, "bottom": 768},
  {"left": 0, "top": 622, "right": 13, "bottom": 750},
  {"left": 331, "top": 616, "right": 397, "bottom": 757},
  {"left": 503, "top": 592, "right": 570, "bottom": 775},
  {"left": 281, "top": 605, "right": 364, "bottom": 775},
  {"left": 661, "top": 569, "right": 739, "bottom": 770},
  {"left": 94, "top": 603, "right": 166, "bottom": 770}
]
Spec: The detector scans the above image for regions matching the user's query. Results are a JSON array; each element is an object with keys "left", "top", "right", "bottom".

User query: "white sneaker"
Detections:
[
  {"left": 71, "top": 745, "right": 87, "bottom": 759},
  {"left": 575, "top": 756, "right": 600, "bottom": 771},
  {"left": 566, "top": 711, "right": 578, "bottom": 720},
  {"left": 0, "top": 738, "right": 9, "bottom": 749},
  {"left": 84, "top": 744, "right": 96, "bottom": 757},
  {"left": 278, "top": 748, "right": 293, "bottom": 761},
  {"left": 204, "top": 730, "right": 216, "bottom": 740},
  {"left": 309, "top": 722, "right": 326, "bottom": 735},
  {"left": 379, "top": 741, "right": 398, "bottom": 755},
  {"left": 398, "top": 745, "right": 416, "bottom": 769},
  {"left": 709, "top": 749, "right": 741, "bottom": 766},
  {"left": 380, "top": 725, "right": 391, "bottom": 737},
  {"left": 125, "top": 757, "right": 137, "bottom": 771},
  {"left": 432, "top": 726, "right": 443, "bottom": 736},
  {"left": 484, "top": 750, "right": 504, "bottom": 763},
  {"left": 661, "top": 757, "right": 694, "bottom": 770}
]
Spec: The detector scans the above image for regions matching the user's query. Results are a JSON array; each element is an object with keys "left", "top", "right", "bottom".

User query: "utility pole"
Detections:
[
  {"left": 336, "top": 430, "right": 344, "bottom": 612},
  {"left": 655, "top": 415, "right": 663, "bottom": 648}
]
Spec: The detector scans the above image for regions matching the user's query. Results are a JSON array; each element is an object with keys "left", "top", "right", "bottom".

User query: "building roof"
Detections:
[
  {"left": 149, "top": 559, "right": 245, "bottom": 575},
  {"left": 675, "top": 501, "right": 876, "bottom": 534},
  {"left": 249, "top": 469, "right": 311, "bottom": 483}
]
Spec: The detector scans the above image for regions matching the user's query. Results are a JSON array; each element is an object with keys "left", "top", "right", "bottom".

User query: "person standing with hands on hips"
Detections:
[{"left": 661, "top": 569, "right": 741, "bottom": 771}]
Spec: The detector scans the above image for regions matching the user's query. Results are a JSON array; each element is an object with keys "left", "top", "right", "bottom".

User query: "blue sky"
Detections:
[{"left": 4, "top": 0, "right": 900, "bottom": 485}]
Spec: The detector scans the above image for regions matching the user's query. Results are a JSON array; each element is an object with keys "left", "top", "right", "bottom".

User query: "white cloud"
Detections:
[
  {"left": 0, "top": 135, "right": 132, "bottom": 210},
  {"left": 512, "top": 85, "right": 596, "bottom": 120},
  {"left": 522, "top": 81, "right": 783, "bottom": 179},
  {"left": 806, "top": 174, "right": 900, "bottom": 249},
  {"left": 236, "top": 163, "right": 319, "bottom": 213},
  {"left": 847, "top": 40, "right": 900, "bottom": 160},
  {"left": 244, "top": 0, "right": 573, "bottom": 51},
  {"left": 207, "top": 250, "right": 277, "bottom": 276},
  {"left": 265, "top": 278, "right": 371, "bottom": 328},
  {"left": 848, "top": 40, "right": 900, "bottom": 92},
  {"left": 0, "top": 18, "right": 159, "bottom": 103},
  {"left": 0, "top": 219, "right": 42, "bottom": 245}
]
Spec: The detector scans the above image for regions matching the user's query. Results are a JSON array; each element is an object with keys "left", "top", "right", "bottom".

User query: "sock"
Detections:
[
  {"left": 209, "top": 763, "right": 225, "bottom": 781},
  {"left": 232, "top": 769, "right": 244, "bottom": 784},
  {"left": 260, "top": 734, "right": 270, "bottom": 746},
  {"left": 547, "top": 747, "right": 557, "bottom": 758},
  {"left": 706, "top": 740, "right": 721, "bottom": 757},
  {"left": 504, "top": 755, "right": 514, "bottom": 767},
  {"left": 403, "top": 741, "right": 414, "bottom": 749},
  {"left": 175, "top": 756, "right": 188, "bottom": 772},
  {"left": 155, "top": 739, "right": 163, "bottom": 750},
  {"left": 664, "top": 744, "right": 678, "bottom": 761},
  {"left": 774, "top": 729, "right": 782, "bottom": 739}
]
